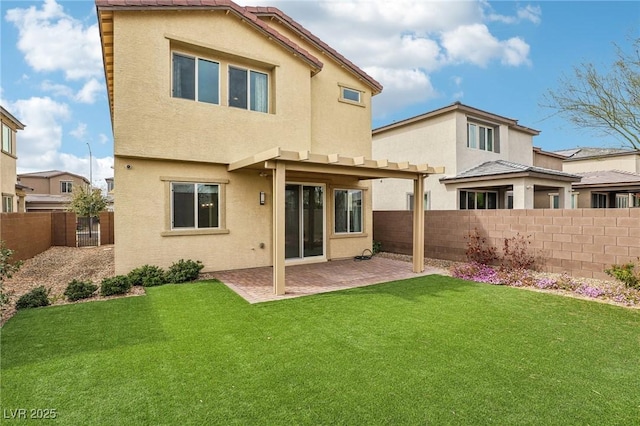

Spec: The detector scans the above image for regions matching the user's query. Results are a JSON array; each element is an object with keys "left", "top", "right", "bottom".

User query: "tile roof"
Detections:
[
  {"left": 96, "top": 0, "right": 383, "bottom": 94},
  {"left": 373, "top": 102, "right": 539, "bottom": 136},
  {"left": 96, "top": 0, "right": 323, "bottom": 72},
  {"left": 245, "top": 6, "right": 382, "bottom": 94},
  {"left": 573, "top": 170, "right": 640, "bottom": 186},
  {"left": 18, "top": 170, "right": 90, "bottom": 183},
  {"left": 554, "top": 147, "right": 638, "bottom": 159},
  {"left": 440, "top": 160, "right": 581, "bottom": 182}
]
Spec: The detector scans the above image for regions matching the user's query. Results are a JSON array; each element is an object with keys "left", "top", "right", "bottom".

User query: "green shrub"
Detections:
[
  {"left": 372, "top": 241, "right": 382, "bottom": 255},
  {"left": 128, "top": 265, "right": 166, "bottom": 287},
  {"left": 605, "top": 260, "right": 640, "bottom": 289},
  {"left": 165, "top": 259, "right": 203, "bottom": 283},
  {"left": 16, "top": 286, "right": 50, "bottom": 310},
  {"left": 100, "top": 275, "right": 132, "bottom": 296},
  {"left": 64, "top": 279, "right": 98, "bottom": 301}
]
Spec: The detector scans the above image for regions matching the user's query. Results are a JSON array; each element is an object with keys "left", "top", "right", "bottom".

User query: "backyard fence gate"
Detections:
[{"left": 76, "top": 216, "right": 100, "bottom": 247}]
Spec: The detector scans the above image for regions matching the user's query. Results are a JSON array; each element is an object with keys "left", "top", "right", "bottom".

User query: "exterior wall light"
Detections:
[{"left": 260, "top": 191, "right": 266, "bottom": 205}]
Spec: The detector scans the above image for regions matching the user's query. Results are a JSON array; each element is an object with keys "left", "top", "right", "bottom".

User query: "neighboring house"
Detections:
[
  {"left": 372, "top": 102, "right": 581, "bottom": 211},
  {"left": 96, "top": 0, "right": 436, "bottom": 293},
  {"left": 557, "top": 148, "right": 640, "bottom": 208},
  {"left": 1, "top": 106, "right": 26, "bottom": 213},
  {"left": 18, "top": 170, "right": 90, "bottom": 211}
]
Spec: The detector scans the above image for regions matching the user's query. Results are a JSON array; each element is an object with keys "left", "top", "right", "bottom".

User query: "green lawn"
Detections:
[{"left": 2, "top": 276, "right": 639, "bottom": 425}]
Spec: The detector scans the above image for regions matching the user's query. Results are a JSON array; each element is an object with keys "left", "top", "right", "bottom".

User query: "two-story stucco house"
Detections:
[
  {"left": 1, "top": 106, "right": 27, "bottom": 213},
  {"left": 96, "top": 0, "right": 437, "bottom": 294},
  {"left": 373, "top": 102, "right": 581, "bottom": 211},
  {"left": 18, "top": 170, "right": 90, "bottom": 211}
]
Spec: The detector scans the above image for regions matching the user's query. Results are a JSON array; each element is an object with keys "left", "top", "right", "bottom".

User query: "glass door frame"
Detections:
[{"left": 285, "top": 181, "right": 326, "bottom": 264}]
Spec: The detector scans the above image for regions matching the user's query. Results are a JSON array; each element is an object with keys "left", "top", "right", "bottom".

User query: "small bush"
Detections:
[
  {"left": 165, "top": 259, "right": 203, "bottom": 283},
  {"left": 465, "top": 229, "right": 498, "bottom": 265},
  {"left": 605, "top": 260, "right": 640, "bottom": 289},
  {"left": 100, "top": 275, "right": 132, "bottom": 296},
  {"left": 128, "top": 265, "right": 166, "bottom": 287},
  {"left": 16, "top": 286, "right": 50, "bottom": 310},
  {"left": 501, "top": 233, "right": 537, "bottom": 270},
  {"left": 372, "top": 241, "right": 382, "bottom": 255},
  {"left": 64, "top": 279, "right": 98, "bottom": 301}
]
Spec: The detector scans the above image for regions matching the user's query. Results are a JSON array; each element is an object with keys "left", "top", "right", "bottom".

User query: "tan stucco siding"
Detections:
[
  {"left": 533, "top": 151, "right": 563, "bottom": 170},
  {"left": 17, "top": 177, "right": 49, "bottom": 194},
  {"left": 114, "top": 157, "right": 274, "bottom": 274},
  {"left": 505, "top": 128, "right": 534, "bottom": 165},
  {"left": 112, "top": 11, "right": 314, "bottom": 164},
  {"left": 562, "top": 155, "right": 640, "bottom": 174}
]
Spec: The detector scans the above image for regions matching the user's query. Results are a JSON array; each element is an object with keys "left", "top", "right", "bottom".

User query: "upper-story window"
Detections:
[
  {"left": 2, "top": 123, "right": 13, "bottom": 155},
  {"left": 339, "top": 86, "right": 363, "bottom": 106},
  {"left": 61, "top": 181, "right": 73, "bottom": 193},
  {"left": 172, "top": 53, "right": 220, "bottom": 105},
  {"left": 229, "top": 66, "right": 268, "bottom": 113},
  {"left": 467, "top": 123, "right": 497, "bottom": 152}
]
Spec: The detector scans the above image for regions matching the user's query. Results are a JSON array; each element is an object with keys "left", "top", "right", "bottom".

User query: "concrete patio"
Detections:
[{"left": 213, "top": 256, "right": 447, "bottom": 303}]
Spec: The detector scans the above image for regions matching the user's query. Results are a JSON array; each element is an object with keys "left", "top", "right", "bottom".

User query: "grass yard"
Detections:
[{"left": 2, "top": 276, "right": 639, "bottom": 425}]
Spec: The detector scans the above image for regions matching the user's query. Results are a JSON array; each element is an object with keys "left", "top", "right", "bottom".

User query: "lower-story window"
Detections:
[
  {"left": 591, "top": 193, "right": 607, "bottom": 208},
  {"left": 459, "top": 190, "right": 497, "bottom": 210},
  {"left": 2, "top": 195, "right": 13, "bottom": 212},
  {"left": 335, "top": 189, "right": 362, "bottom": 233},
  {"left": 172, "top": 182, "right": 219, "bottom": 229}
]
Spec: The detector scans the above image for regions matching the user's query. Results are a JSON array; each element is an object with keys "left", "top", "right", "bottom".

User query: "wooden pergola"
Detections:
[{"left": 229, "top": 147, "right": 444, "bottom": 295}]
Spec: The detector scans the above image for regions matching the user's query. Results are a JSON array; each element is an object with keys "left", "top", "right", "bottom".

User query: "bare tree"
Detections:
[{"left": 542, "top": 37, "right": 640, "bottom": 150}]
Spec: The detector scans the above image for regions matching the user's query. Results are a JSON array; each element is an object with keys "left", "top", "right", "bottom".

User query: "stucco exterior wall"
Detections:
[
  {"left": 533, "top": 151, "right": 563, "bottom": 171},
  {"left": 19, "top": 174, "right": 87, "bottom": 195},
  {"left": 562, "top": 154, "right": 640, "bottom": 174}
]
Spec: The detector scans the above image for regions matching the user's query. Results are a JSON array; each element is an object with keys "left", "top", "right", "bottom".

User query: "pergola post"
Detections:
[
  {"left": 273, "top": 161, "right": 286, "bottom": 295},
  {"left": 412, "top": 174, "right": 425, "bottom": 273}
]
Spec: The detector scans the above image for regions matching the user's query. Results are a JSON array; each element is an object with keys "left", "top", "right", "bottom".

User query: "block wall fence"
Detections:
[
  {"left": 0, "top": 211, "right": 114, "bottom": 262},
  {"left": 373, "top": 209, "right": 640, "bottom": 280}
]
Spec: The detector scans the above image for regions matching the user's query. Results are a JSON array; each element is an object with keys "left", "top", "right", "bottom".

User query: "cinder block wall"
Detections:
[
  {"left": 373, "top": 209, "right": 640, "bottom": 280},
  {"left": 0, "top": 213, "right": 53, "bottom": 261}
]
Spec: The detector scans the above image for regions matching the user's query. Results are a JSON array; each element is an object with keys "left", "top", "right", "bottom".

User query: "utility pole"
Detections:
[{"left": 86, "top": 142, "right": 94, "bottom": 239}]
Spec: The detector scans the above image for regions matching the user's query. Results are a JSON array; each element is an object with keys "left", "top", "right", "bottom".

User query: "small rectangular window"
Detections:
[
  {"left": 61, "top": 181, "right": 73, "bottom": 193},
  {"left": 334, "top": 189, "right": 363, "bottom": 234},
  {"left": 460, "top": 190, "right": 498, "bottom": 210},
  {"left": 172, "top": 182, "right": 219, "bottom": 229},
  {"left": 467, "top": 124, "right": 477, "bottom": 149},
  {"left": 2, "top": 124, "right": 12, "bottom": 154},
  {"left": 341, "top": 87, "right": 361, "bottom": 103},
  {"left": 591, "top": 193, "right": 607, "bottom": 208}
]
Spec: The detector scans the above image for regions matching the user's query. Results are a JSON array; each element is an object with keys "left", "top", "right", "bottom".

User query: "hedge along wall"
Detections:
[{"left": 373, "top": 209, "right": 640, "bottom": 280}]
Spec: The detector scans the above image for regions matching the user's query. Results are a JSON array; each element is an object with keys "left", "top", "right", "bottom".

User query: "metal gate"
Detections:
[{"left": 76, "top": 216, "right": 100, "bottom": 247}]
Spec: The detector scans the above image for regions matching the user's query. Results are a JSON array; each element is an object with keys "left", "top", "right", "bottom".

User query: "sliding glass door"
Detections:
[{"left": 285, "top": 184, "right": 324, "bottom": 260}]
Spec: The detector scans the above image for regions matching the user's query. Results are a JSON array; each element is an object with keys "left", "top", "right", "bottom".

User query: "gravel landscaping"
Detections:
[{"left": 1, "top": 245, "right": 143, "bottom": 325}]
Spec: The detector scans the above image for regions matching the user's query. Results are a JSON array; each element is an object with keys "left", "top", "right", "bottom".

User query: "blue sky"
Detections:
[{"left": 1, "top": 1, "right": 638, "bottom": 188}]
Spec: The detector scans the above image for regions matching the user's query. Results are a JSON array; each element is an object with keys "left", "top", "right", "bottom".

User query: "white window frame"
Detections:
[
  {"left": 334, "top": 188, "right": 363, "bottom": 234},
  {"left": 228, "top": 65, "right": 269, "bottom": 113},
  {"left": 505, "top": 190, "right": 514, "bottom": 209},
  {"left": 60, "top": 181, "right": 73, "bottom": 193},
  {"left": 407, "top": 191, "right": 430, "bottom": 210},
  {"left": 339, "top": 86, "right": 362, "bottom": 104},
  {"left": 172, "top": 52, "right": 220, "bottom": 105},
  {"left": 2, "top": 123, "right": 13, "bottom": 155},
  {"left": 616, "top": 193, "right": 630, "bottom": 208},
  {"left": 2, "top": 195, "right": 13, "bottom": 213},
  {"left": 467, "top": 122, "right": 496, "bottom": 152},
  {"left": 171, "top": 182, "right": 221, "bottom": 230}
]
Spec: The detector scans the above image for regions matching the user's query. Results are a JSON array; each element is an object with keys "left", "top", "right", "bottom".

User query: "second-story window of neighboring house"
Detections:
[
  {"left": 172, "top": 53, "right": 220, "bottom": 104},
  {"left": 61, "top": 181, "right": 73, "bottom": 193},
  {"left": 2, "top": 123, "right": 13, "bottom": 154},
  {"left": 467, "top": 123, "right": 497, "bottom": 152},
  {"left": 228, "top": 66, "right": 268, "bottom": 113}
]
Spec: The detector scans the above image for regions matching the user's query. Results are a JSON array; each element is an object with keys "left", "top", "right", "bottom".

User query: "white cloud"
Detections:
[
  {"left": 98, "top": 133, "right": 110, "bottom": 145},
  {"left": 8, "top": 97, "right": 70, "bottom": 170},
  {"left": 70, "top": 123, "right": 87, "bottom": 140},
  {"left": 75, "top": 78, "right": 103, "bottom": 104},
  {"left": 240, "top": 0, "right": 535, "bottom": 117},
  {"left": 41, "top": 80, "right": 75, "bottom": 98},
  {"left": 5, "top": 0, "right": 103, "bottom": 81}
]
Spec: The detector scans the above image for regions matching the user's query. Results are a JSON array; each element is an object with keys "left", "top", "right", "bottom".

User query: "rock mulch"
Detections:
[{"left": 1, "top": 245, "right": 143, "bottom": 325}]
